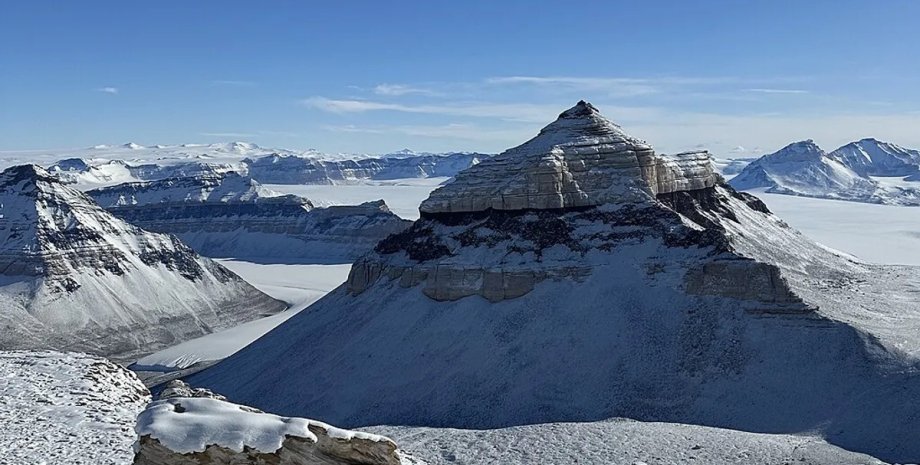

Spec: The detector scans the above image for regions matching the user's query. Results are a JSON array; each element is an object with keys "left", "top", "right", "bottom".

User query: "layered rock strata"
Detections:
[
  {"left": 87, "top": 173, "right": 410, "bottom": 261},
  {"left": 0, "top": 165, "right": 285, "bottom": 359}
]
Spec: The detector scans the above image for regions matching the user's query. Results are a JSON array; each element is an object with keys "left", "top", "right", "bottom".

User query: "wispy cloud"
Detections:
[
  {"left": 95, "top": 87, "right": 119, "bottom": 94},
  {"left": 211, "top": 80, "right": 257, "bottom": 87},
  {"left": 302, "top": 97, "right": 562, "bottom": 122},
  {"left": 324, "top": 123, "right": 532, "bottom": 142},
  {"left": 744, "top": 88, "right": 810, "bottom": 94},
  {"left": 373, "top": 83, "right": 439, "bottom": 96}
]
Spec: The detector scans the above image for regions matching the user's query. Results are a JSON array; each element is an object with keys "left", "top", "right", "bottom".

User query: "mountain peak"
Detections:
[
  {"left": 420, "top": 102, "right": 712, "bottom": 214},
  {"left": 0, "top": 164, "right": 59, "bottom": 189},
  {"left": 559, "top": 99, "right": 600, "bottom": 118}
]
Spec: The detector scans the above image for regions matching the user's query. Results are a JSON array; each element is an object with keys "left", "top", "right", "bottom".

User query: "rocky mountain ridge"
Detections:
[
  {"left": 0, "top": 165, "right": 285, "bottom": 359},
  {"left": 729, "top": 139, "right": 920, "bottom": 205},
  {"left": 86, "top": 172, "right": 410, "bottom": 262}
]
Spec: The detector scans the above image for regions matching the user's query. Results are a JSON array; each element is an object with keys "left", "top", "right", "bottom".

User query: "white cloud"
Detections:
[
  {"left": 302, "top": 97, "right": 563, "bottom": 122},
  {"left": 324, "top": 122, "right": 533, "bottom": 143},
  {"left": 95, "top": 87, "right": 118, "bottom": 94},
  {"left": 373, "top": 84, "right": 438, "bottom": 96},
  {"left": 744, "top": 88, "right": 810, "bottom": 94}
]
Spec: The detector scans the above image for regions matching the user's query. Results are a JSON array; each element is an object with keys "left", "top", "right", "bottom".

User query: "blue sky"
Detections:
[{"left": 2, "top": 1, "right": 920, "bottom": 155}]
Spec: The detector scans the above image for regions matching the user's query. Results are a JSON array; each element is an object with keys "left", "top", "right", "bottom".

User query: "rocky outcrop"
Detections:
[
  {"left": 245, "top": 151, "right": 489, "bottom": 185},
  {"left": 0, "top": 165, "right": 285, "bottom": 360},
  {"left": 86, "top": 173, "right": 410, "bottom": 261},
  {"left": 133, "top": 383, "right": 412, "bottom": 465}
]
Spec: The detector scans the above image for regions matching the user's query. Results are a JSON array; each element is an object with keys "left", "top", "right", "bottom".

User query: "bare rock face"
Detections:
[
  {"left": 158, "top": 380, "right": 227, "bottom": 401},
  {"left": 133, "top": 394, "right": 413, "bottom": 465}
]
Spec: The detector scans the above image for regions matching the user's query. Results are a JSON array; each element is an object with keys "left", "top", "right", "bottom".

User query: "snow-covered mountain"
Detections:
[
  {"left": 86, "top": 173, "right": 410, "bottom": 262},
  {"left": 0, "top": 165, "right": 285, "bottom": 360},
  {"left": 4, "top": 142, "right": 491, "bottom": 189},
  {"left": 829, "top": 137, "right": 920, "bottom": 176},
  {"left": 729, "top": 140, "right": 920, "bottom": 205},
  {"left": 189, "top": 101, "right": 920, "bottom": 463},
  {"left": 243, "top": 151, "right": 489, "bottom": 184}
]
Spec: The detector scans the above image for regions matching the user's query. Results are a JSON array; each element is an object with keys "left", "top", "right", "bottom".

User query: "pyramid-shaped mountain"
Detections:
[
  {"left": 0, "top": 165, "right": 285, "bottom": 360},
  {"left": 190, "top": 102, "right": 920, "bottom": 462}
]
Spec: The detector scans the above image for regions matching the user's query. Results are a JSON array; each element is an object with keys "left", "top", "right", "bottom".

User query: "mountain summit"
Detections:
[
  {"left": 191, "top": 102, "right": 920, "bottom": 462},
  {"left": 730, "top": 140, "right": 920, "bottom": 205},
  {"left": 0, "top": 165, "right": 285, "bottom": 359}
]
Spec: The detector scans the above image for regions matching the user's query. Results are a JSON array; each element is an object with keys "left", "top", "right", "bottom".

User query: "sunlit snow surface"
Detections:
[
  {"left": 366, "top": 421, "right": 883, "bottom": 465},
  {"left": 0, "top": 351, "right": 149, "bottom": 465},
  {"left": 754, "top": 189, "right": 920, "bottom": 266},
  {"left": 132, "top": 261, "right": 351, "bottom": 371}
]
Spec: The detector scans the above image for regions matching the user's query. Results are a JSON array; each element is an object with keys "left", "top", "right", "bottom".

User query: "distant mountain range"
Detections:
[
  {"left": 0, "top": 142, "right": 492, "bottom": 188},
  {"left": 725, "top": 138, "right": 920, "bottom": 205},
  {"left": 86, "top": 172, "right": 410, "bottom": 263}
]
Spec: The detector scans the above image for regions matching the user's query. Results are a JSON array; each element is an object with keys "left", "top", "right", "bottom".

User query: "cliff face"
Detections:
[
  {"left": 87, "top": 173, "right": 410, "bottom": 262},
  {"left": 0, "top": 165, "right": 285, "bottom": 360}
]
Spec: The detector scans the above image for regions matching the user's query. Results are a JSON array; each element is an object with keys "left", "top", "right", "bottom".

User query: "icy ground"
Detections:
[
  {"left": 131, "top": 260, "right": 351, "bottom": 372},
  {"left": 0, "top": 351, "right": 149, "bottom": 465},
  {"left": 267, "top": 177, "right": 449, "bottom": 220},
  {"left": 755, "top": 189, "right": 920, "bottom": 265},
  {"left": 366, "top": 420, "right": 884, "bottom": 465}
]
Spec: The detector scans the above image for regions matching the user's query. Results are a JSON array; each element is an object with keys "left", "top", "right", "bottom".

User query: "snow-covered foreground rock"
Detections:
[
  {"left": 87, "top": 173, "right": 410, "bottom": 262},
  {"left": 189, "top": 102, "right": 920, "bottom": 463},
  {"left": 134, "top": 382, "right": 420, "bottom": 465},
  {"left": 0, "top": 165, "right": 285, "bottom": 360},
  {"left": 730, "top": 139, "right": 920, "bottom": 205},
  {"left": 0, "top": 351, "right": 150, "bottom": 465},
  {"left": 367, "top": 420, "right": 884, "bottom": 465}
]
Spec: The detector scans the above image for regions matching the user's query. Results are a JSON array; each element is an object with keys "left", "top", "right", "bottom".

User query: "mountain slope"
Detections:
[
  {"left": 189, "top": 102, "right": 920, "bottom": 462},
  {"left": 86, "top": 173, "right": 410, "bottom": 262},
  {"left": 829, "top": 138, "right": 920, "bottom": 176},
  {"left": 0, "top": 165, "right": 286, "bottom": 360},
  {"left": 729, "top": 140, "right": 920, "bottom": 205}
]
